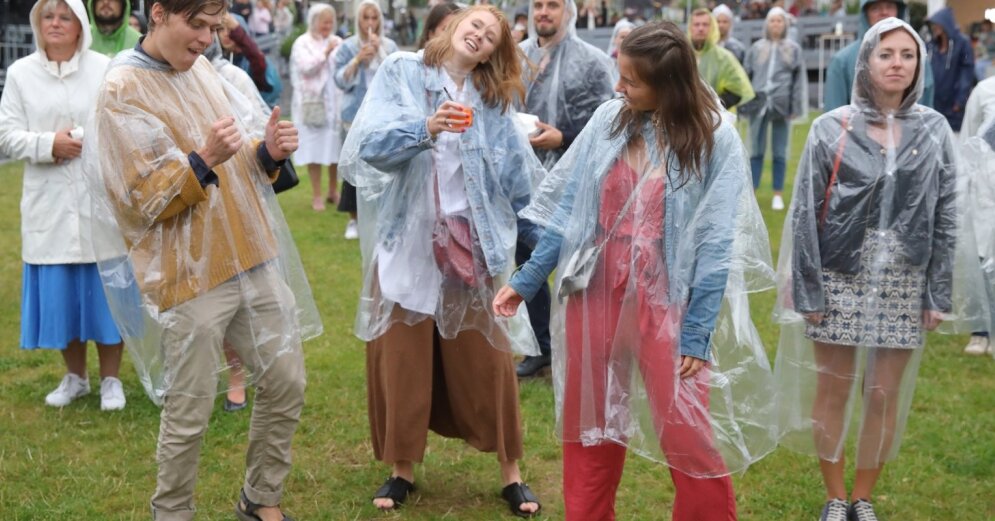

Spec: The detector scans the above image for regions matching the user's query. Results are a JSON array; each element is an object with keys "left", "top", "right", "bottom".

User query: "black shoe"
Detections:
[
  {"left": 224, "top": 397, "right": 248, "bottom": 412},
  {"left": 516, "top": 355, "right": 551, "bottom": 378}
]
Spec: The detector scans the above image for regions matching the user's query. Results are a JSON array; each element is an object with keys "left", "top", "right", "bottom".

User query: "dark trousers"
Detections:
[{"left": 516, "top": 241, "right": 551, "bottom": 357}]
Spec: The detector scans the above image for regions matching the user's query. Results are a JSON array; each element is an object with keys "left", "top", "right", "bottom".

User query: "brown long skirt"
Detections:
[{"left": 366, "top": 309, "right": 524, "bottom": 464}]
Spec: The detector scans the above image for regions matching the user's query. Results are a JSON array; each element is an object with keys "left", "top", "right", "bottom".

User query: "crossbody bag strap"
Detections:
[{"left": 819, "top": 110, "right": 849, "bottom": 228}]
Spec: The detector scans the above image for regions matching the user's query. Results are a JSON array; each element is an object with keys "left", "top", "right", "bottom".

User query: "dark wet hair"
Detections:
[
  {"left": 611, "top": 21, "right": 721, "bottom": 184},
  {"left": 418, "top": 2, "right": 462, "bottom": 50},
  {"left": 146, "top": 0, "right": 227, "bottom": 32}
]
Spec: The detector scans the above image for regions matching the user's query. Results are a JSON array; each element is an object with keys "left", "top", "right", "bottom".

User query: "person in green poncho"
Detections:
[
  {"left": 88, "top": 0, "right": 141, "bottom": 57},
  {"left": 688, "top": 8, "right": 754, "bottom": 110}
]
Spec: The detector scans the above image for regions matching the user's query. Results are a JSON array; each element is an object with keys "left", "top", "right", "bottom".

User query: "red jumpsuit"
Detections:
[{"left": 561, "top": 159, "right": 736, "bottom": 521}]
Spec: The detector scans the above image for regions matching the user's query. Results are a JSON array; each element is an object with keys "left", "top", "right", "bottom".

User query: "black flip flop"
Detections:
[
  {"left": 372, "top": 476, "right": 415, "bottom": 511},
  {"left": 501, "top": 482, "right": 542, "bottom": 518}
]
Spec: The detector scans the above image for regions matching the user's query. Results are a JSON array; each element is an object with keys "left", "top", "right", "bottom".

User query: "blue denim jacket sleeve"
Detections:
[
  {"left": 509, "top": 228, "right": 563, "bottom": 301},
  {"left": 358, "top": 118, "right": 434, "bottom": 173},
  {"left": 678, "top": 123, "right": 744, "bottom": 360},
  {"left": 333, "top": 40, "right": 359, "bottom": 91}
]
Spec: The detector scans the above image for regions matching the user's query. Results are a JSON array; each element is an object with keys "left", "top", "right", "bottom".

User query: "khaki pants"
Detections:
[
  {"left": 150, "top": 265, "right": 306, "bottom": 521},
  {"left": 367, "top": 308, "right": 524, "bottom": 464}
]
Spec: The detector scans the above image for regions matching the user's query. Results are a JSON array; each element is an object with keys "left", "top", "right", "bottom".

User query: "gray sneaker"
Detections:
[
  {"left": 848, "top": 499, "right": 879, "bottom": 521},
  {"left": 820, "top": 498, "right": 849, "bottom": 521}
]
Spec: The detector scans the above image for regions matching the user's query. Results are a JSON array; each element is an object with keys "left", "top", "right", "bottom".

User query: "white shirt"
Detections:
[{"left": 375, "top": 74, "right": 471, "bottom": 313}]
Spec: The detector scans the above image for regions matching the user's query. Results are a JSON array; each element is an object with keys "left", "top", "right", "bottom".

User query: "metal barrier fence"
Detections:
[{"left": 1, "top": 24, "right": 36, "bottom": 93}]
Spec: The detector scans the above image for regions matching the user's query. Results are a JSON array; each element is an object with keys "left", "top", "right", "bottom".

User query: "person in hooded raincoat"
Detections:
[
  {"left": 713, "top": 4, "right": 746, "bottom": 65},
  {"left": 338, "top": 5, "right": 545, "bottom": 516},
  {"left": 926, "top": 7, "right": 976, "bottom": 133},
  {"left": 0, "top": 0, "right": 126, "bottom": 411},
  {"left": 87, "top": 0, "right": 140, "bottom": 57},
  {"left": 290, "top": 3, "right": 345, "bottom": 211},
  {"left": 606, "top": 19, "right": 633, "bottom": 62},
  {"left": 334, "top": 0, "right": 399, "bottom": 239},
  {"left": 822, "top": 0, "right": 935, "bottom": 111},
  {"left": 688, "top": 8, "right": 754, "bottom": 110},
  {"left": 516, "top": 0, "right": 615, "bottom": 378},
  {"left": 959, "top": 76, "right": 995, "bottom": 356},
  {"left": 84, "top": 0, "right": 322, "bottom": 518},
  {"left": 773, "top": 18, "right": 984, "bottom": 521},
  {"left": 494, "top": 21, "right": 778, "bottom": 521},
  {"left": 739, "top": 7, "right": 807, "bottom": 211}
]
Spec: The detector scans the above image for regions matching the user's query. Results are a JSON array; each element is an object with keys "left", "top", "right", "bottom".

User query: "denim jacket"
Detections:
[
  {"left": 341, "top": 52, "right": 544, "bottom": 277},
  {"left": 510, "top": 99, "right": 772, "bottom": 360},
  {"left": 333, "top": 34, "right": 398, "bottom": 124}
]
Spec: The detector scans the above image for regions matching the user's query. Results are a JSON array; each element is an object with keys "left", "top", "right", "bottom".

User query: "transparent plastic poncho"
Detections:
[
  {"left": 339, "top": 52, "right": 545, "bottom": 355},
  {"left": 521, "top": 98, "right": 778, "bottom": 477},
  {"left": 773, "top": 19, "right": 989, "bottom": 468},
  {"left": 82, "top": 51, "right": 322, "bottom": 404},
  {"left": 960, "top": 114, "right": 995, "bottom": 358},
  {"left": 738, "top": 8, "right": 808, "bottom": 124},
  {"left": 519, "top": 0, "right": 615, "bottom": 169}
]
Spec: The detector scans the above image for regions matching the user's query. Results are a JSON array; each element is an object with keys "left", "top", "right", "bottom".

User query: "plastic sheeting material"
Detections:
[
  {"left": 339, "top": 52, "right": 545, "bottom": 355},
  {"left": 738, "top": 8, "right": 808, "bottom": 123},
  {"left": 773, "top": 19, "right": 988, "bottom": 469},
  {"left": 519, "top": 0, "right": 615, "bottom": 169},
  {"left": 83, "top": 51, "right": 321, "bottom": 404},
  {"left": 519, "top": 98, "right": 778, "bottom": 477}
]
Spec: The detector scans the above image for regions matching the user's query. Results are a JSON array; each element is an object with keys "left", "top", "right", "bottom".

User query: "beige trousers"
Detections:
[{"left": 150, "top": 265, "right": 306, "bottom": 521}]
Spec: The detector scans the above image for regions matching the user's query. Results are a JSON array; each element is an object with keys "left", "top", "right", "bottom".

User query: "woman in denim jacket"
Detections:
[
  {"left": 333, "top": 0, "right": 398, "bottom": 237},
  {"left": 339, "top": 5, "right": 544, "bottom": 517},
  {"left": 494, "top": 22, "right": 777, "bottom": 521}
]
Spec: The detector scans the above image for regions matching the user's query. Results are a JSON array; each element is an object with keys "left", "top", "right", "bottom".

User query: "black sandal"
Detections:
[
  {"left": 235, "top": 489, "right": 293, "bottom": 521},
  {"left": 501, "top": 482, "right": 542, "bottom": 518},
  {"left": 372, "top": 476, "right": 415, "bottom": 511}
]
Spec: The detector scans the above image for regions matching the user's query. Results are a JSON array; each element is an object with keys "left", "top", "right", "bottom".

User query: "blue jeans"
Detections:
[{"left": 748, "top": 112, "right": 788, "bottom": 192}]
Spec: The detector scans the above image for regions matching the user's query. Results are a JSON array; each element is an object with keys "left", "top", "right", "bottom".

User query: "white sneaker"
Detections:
[
  {"left": 771, "top": 194, "right": 785, "bottom": 211},
  {"left": 963, "top": 335, "right": 992, "bottom": 356},
  {"left": 344, "top": 219, "right": 359, "bottom": 240},
  {"left": 45, "top": 373, "right": 90, "bottom": 407},
  {"left": 100, "top": 377, "right": 126, "bottom": 411}
]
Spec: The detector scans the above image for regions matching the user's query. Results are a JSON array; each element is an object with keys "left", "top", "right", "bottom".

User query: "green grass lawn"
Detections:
[{"left": 0, "top": 116, "right": 993, "bottom": 520}]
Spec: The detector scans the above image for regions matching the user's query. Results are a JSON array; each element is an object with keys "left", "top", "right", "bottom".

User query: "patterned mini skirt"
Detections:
[{"left": 805, "top": 229, "right": 926, "bottom": 349}]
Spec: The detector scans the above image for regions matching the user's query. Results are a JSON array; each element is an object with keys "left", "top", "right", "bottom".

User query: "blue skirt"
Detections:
[{"left": 21, "top": 263, "right": 122, "bottom": 349}]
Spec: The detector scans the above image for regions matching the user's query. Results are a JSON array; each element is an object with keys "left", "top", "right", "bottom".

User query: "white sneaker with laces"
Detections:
[
  {"left": 344, "top": 219, "right": 359, "bottom": 240},
  {"left": 45, "top": 373, "right": 90, "bottom": 407},
  {"left": 772, "top": 194, "right": 785, "bottom": 211},
  {"left": 963, "top": 334, "right": 992, "bottom": 356},
  {"left": 100, "top": 377, "right": 126, "bottom": 411}
]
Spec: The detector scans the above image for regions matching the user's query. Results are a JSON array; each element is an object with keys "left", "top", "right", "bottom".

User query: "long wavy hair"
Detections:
[
  {"left": 610, "top": 21, "right": 721, "bottom": 184},
  {"left": 423, "top": 5, "right": 526, "bottom": 113}
]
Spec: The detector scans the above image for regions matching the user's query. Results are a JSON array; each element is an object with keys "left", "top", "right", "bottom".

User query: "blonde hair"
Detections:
[{"left": 423, "top": 5, "right": 525, "bottom": 113}]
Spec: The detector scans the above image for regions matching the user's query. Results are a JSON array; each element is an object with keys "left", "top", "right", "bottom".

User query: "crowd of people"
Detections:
[{"left": 1, "top": 0, "right": 994, "bottom": 520}]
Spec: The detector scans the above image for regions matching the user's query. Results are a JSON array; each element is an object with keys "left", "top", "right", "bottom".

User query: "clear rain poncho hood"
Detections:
[
  {"left": 339, "top": 51, "right": 546, "bottom": 355},
  {"left": 773, "top": 18, "right": 988, "bottom": 468},
  {"left": 515, "top": 99, "right": 778, "bottom": 476},
  {"left": 738, "top": 7, "right": 808, "bottom": 122},
  {"left": 82, "top": 50, "right": 322, "bottom": 404},
  {"left": 519, "top": 0, "right": 615, "bottom": 169}
]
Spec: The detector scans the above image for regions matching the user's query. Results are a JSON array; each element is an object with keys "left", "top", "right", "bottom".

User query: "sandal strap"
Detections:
[
  {"left": 373, "top": 476, "right": 415, "bottom": 505},
  {"left": 501, "top": 482, "right": 542, "bottom": 518},
  {"left": 238, "top": 489, "right": 293, "bottom": 521}
]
